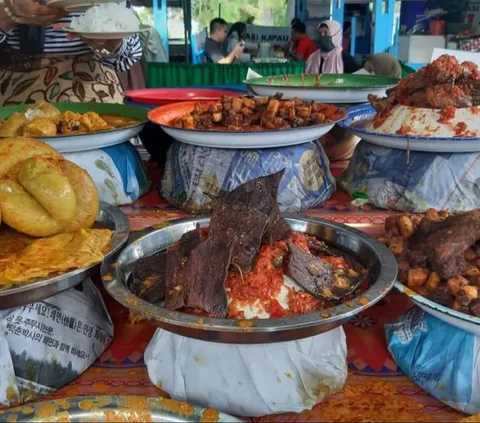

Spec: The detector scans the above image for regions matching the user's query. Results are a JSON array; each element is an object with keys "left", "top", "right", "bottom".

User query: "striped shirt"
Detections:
[{"left": 0, "top": 12, "right": 142, "bottom": 72}]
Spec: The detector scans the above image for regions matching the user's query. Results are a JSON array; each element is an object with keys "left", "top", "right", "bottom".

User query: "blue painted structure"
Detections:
[
  {"left": 152, "top": 0, "right": 169, "bottom": 57},
  {"left": 372, "top": 0, "right": 397, "bottom": 54},
  {"left": 331, "top": 0, "right": 345, "bottom": 27}
]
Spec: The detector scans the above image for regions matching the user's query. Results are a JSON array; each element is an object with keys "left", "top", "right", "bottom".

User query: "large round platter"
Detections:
[
  {"left": 0, "top": 202, "right": 130, "bottom": 310},
  {"left": 244, "top": 74, "right": 399, "bottom": 103},
  {"left": 395, "top": 281, "right": 480, "bottom": 336},
  {"left": 102, "top": 215, "right": 397, "bottom": 344},
  {"left": 338, "top": 104, "right": 480, "bottom": 152},
  {"left": 0, "top": 395, "right": 243, "bottom": 422},
  {"left": 147, "top": 101, "right": 345, "bottom": 149},
  {"left": 0, "top": 103, "right": 148, "bottom": 153},
  {"left": 123, "top": 88, "right": 243, "bottom": 106}
]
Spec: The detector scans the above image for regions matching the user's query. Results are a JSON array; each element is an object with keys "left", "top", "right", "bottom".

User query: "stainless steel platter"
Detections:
[
  {"left": 0, "top": 202, "right": 130, "bottom": 310},
  {"left": 102, "top": 215, "right": 397, "bottom": 344},
  {"left": 0, "top": 395, "right": 243, "bottom": 422}
]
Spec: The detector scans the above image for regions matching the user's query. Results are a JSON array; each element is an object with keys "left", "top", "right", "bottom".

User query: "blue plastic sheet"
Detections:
[
  {"left": 340, "top": 140, "right": 480, "bottom": 212},
  {"left": 386, "top": 307, "right": 478, "bottom": 414},
  {"left": 161, "top": 140, "right": 336, "bottom": 214}
]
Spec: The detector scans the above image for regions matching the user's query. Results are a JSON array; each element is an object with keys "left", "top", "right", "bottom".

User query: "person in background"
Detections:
[
  {"left": 226, "top": 22, "right": 246, "bottom": 54},
  {"left": 226, "top": 21, "right": 255, "bottom": 63},
  {"left": 343, "top": 21, "right": 351, "bottom": 53},
  {"left": 364, "top": 53, "right": 402, "bottom": 79},
  {"left": 319, "top": 52, "right": 402, "bottom": 162},
  {"left": 283, "top": 18, "right": 301, "bottom": 58},
  {"left": 204, "top": 18, "right": 244, "bottom": 64},
  {"left": 290, "top": 22, "right": 317, "bottom": 61},
  {"left": 306, "top": 20, "right": 359, "bottom": 74},
  {"left": 119, "top": 9, "right": 168, "bottom": 91}
]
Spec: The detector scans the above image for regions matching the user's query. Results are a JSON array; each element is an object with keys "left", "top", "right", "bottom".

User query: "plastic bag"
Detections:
[
  {"left": 0, "top": 279, "right": 114, "bottom": 406},
  {"left": 339, "top": 140, "right": 480, "bottom": 213},
  {"left": 64, "top": 142, "right": 151, "bottom": 206},
  {"left": 144, "top": 327, "right": 347, "bottom": 417},
  {"left": 385, "top": 307, "right": 480, "bottom": 415},
  {"left": 161, "top": 140, "right": 336, "bottom": 214}
]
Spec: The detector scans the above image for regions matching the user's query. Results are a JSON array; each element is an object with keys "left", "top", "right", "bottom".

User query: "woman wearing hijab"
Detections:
[
  {"left": 306, "top": 20, "right": 359, "bottom": 75},
  {"left": 364, "top": 53, "right": 402, "bottom": 79},
  {"left": 0, "top": 0, "right": 142, "bottom": 105}
]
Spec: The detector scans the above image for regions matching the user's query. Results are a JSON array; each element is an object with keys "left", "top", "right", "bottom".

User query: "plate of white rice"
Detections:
[{"left": 63, "top": 3, "right": 149, "bottom": 38}]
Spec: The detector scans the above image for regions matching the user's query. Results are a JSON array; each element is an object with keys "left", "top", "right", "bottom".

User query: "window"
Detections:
[
  {"left": 133, "top": 5, "right": 185, "bottom": 40},
  {"left": 191, "top": 0, "right": 288, "bottom": 31}
]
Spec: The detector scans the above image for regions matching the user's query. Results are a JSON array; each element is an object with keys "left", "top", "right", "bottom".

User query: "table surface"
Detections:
[{"left": 41, "top": 162, "right": 466, "bottom": 422}]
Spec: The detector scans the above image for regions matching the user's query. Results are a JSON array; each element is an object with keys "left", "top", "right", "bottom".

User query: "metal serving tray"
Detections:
[
  {"left": 102, "top": 215, "right": 397, "bottom": 344},
  {"left": 0, "top": 395, "right": 243, "bottom": 422},
  {"left": 0, "top": 202, "right": 130, "bottom": 310}
]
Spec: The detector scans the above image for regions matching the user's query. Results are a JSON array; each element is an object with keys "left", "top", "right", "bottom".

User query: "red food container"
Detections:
[{"left": 429, "top": 20, "right": 446, "bottom": 36}]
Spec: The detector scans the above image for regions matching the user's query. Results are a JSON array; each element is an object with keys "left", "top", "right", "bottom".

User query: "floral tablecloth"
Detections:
[{"left": 42, "top": 162, "right": 465, "bottom": 422}]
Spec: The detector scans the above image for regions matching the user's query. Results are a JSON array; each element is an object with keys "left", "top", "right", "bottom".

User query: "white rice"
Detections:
[{"left": 70, "top": 3, "right": 140, "bottom": 32}]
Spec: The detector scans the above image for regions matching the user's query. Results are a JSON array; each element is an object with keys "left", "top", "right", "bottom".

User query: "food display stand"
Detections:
[{"left": 25, "top": 163, "right": 464, "bottom": 422}]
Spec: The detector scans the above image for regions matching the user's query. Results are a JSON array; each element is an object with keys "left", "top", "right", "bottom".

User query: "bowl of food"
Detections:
[
  {"left": 380, "top": 209, "right": 480, "bottom": 335},
  {"left": 102, "top": 171, "right": 397, "bottom": 343},
  {"left": 339, "top": 54, "right": 480, "bottom": 152},
  {"left": 147, "top": 95, "right": 347, "bottom": 149},
  {"left": 0, "top": 101, "right": 148, "bottom": 153},
  {"left": 0, "top": 137, "right": 130, "bottom": 309}
]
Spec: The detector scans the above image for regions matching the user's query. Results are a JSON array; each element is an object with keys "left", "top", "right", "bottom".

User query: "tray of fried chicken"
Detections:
[{"left": 381, "top": 209, "right": 480, "bottom": 319}]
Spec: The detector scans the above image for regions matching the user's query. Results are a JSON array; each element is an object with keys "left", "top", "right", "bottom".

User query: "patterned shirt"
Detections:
[{"left": 0, "top": 12, "right": 142, "bottom": 72}]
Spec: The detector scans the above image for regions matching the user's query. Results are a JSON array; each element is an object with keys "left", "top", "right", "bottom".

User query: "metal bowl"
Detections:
[
  {"left": 0, "top": 202, "right": 130, "bottom": 310},
  {"left": 395, "top": 281, "right": 480, "bottom": 336},
  {"left": 0, "top": 395, "right": 244, "bottom": 422},
  {"left": 102, "top": 215, "right": 397, "bottom": 344}
]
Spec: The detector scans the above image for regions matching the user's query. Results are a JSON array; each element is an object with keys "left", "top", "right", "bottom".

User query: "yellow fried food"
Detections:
[
  {"left": 0, "top": 113, "right": 27, "bottom": 137},
  {"left": 23, "top": 117, "right": 57, "bottom": 137},
  {"left": 0, "top": 228, "right": 113, "bottom": 288},
  {"left": 58, "top": 159, "right": 99, "bottom": 232},
  {"left": 0, "top": 138, "right": 99, "bottom": 237},
  {"left": 0, "top": 137, "right": 61, "bottom": 178},
  {"left": 26, "top": 101, "right": 61, "bottom": 123},
  {"left": 0, "top": 227, "right": 33, "bottom": 259},
  {"left": 18, "top": 156, "right": 77, "bottom": 225},
  {"left": 79, "top": 112, "right": 110, "bottom": 132},
  {"left": 0, "top": 179, "right": 65, "bottom": 237}
]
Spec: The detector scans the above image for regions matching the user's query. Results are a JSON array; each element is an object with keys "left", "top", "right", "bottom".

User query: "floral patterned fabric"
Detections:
[{"left": 0, "top": 48, "right": 123, "bottom": 106}]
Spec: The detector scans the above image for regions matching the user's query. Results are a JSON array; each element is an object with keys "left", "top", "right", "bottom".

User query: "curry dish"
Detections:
[
  {"left": 0, "top": 101, "right": 140, "bottom": 138},
  {"left": 171, "top": 95, "right": 346, "bottom": 131}
]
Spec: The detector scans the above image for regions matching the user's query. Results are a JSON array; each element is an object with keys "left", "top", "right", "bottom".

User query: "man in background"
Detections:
[
  {"left": 290, "top": 22, "right": 316, "bottom": 61},
  {"left": 204, "top": 18, "right": 244, "bottom": 64}
]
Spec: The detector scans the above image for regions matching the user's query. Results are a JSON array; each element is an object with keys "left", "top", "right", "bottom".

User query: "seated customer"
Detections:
[
  {"left": 319, "top": 52, "right": 402, "bottom": 162},
  {"left": 306, "top": 20, "right": 360, "bottom": 74},
  {"left": 290, "top": 22, "right": 317, "bottom": 61},
  {"left": 364, "top": 53, "right": 402, "bottom": 79},
  {"left": 282, "top": 18, "right": 302, "bottom": 58},
  {"left": 204, "top": 18, "right": 244, "bottom": 64}
]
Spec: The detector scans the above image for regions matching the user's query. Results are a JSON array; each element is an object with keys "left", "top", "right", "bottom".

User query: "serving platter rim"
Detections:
[{"left": 101, "top": 214, "right": 397, "bottom": 343}]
